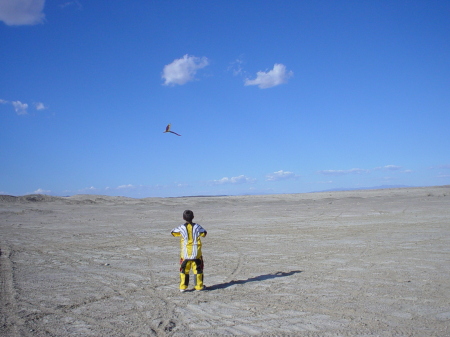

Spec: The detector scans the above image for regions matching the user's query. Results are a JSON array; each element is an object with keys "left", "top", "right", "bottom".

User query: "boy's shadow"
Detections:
[{"left": 207, "top": 270, "right": 302, "bottom": 291}]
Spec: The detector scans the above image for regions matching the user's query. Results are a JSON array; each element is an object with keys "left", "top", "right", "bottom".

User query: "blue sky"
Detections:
[{"left": 1, "top": 0, "right": 449, "bottom": 198}]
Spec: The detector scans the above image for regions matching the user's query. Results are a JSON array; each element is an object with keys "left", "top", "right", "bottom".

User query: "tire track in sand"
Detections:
[{"left": 0, "top": 245, "right": 29, "bottom": 337}]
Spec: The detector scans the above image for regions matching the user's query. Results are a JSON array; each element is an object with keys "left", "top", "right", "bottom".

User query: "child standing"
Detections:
[{"left": 171, "top": 210, "right": 207, "bottom": 292}]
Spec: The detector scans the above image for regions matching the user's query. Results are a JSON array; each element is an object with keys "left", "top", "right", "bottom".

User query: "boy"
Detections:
[{"left": 171, "top": 210, "right": 207, "bottom": 292}]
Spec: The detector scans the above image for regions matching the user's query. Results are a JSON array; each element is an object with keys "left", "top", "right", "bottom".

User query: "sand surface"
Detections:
[{"left": 1, "top": 186, "right": 449, "bottom": 336}]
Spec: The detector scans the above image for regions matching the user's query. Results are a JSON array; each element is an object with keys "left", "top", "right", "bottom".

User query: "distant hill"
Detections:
[{"left": 311, "top": 185, "right": 412, "bottom": 193}]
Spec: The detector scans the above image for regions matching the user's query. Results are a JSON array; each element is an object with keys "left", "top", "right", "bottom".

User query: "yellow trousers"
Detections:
[{"left": 179, "top": 257, "right": 204, "bottom": 290}]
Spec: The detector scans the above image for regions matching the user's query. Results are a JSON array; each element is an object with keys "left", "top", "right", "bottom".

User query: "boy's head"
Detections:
[{"left": 183, "top": 210, "right": 194, "bottom": 223}]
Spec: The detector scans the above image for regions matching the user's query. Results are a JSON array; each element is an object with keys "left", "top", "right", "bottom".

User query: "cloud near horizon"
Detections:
[
  {"left": 318, "top": 165, "right": 410, "bottom": 176},
  {"left": 374, "top": 165, "right": 402, "bottom": 171},
  {"left": 430, "top": 164, "right": 450, "bottom": 179},
  {"left": 162, "top": 54, "right": 209, "bottom": 86},
  {"left": 117, "top": 184, "right": 134, "bottom": 189},
  {"left": 245, "top": 63, "right": 293, "bottom": 89},
  {"left": 0, "top": 0, "right": 45, "bottom": 26},
  {"left": 430, "top": 164, "right": 450, "bottom": 170},
  {"left": 266, "top": 170, "right": 298, "bottom": 181},
  {"left": 34, "top": 188, "right": 51, "bottom": 194},
  {"left": 317, "top": 168, "right": 369, "bottom": 176},
  {"left": 213, "top": 175, "right": 255, "bottom": 185}
]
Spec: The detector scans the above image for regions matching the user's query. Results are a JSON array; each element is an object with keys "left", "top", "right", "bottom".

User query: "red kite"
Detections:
[{"left": 164, "top": 123, "right": 181, "bottom": 136}]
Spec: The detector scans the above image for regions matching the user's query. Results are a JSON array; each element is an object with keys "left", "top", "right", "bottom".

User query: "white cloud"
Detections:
[
  {"left": 317, "top": 168, "right": 369, "bottom": 176},
  {"left": 59, "top": 1, "right": 82, "bottom": 10},
  {"left": 384, "top": 165, "right": 401, "bottom": 170},
  {"left": 162, "top": 54, "right": 209, "bottom": 86},
  {"left": 430, "top": 164, "right": 450, "bottom": 170},
  {"left": 228, "top": 58, "right": 245, "bottom": 76},
  {"left": 0, "top": 0, "right": 45, "bottom": 26},
  {"left": 117, "top": 184, "right": 134, "bottom": 189},
  {"left": 430, "top": 164, "right": 450, "bottom": 178},
  {"left": 317, "top": 180, "right": 333, "bottom": 184},
  {"left": 34, "top": 188, "right": 50, "bottom": 194},
  {"left": 318, "top": 165, "right": 413, "bottom": 176},
  {"left": 245, "top": 63, "right": 293, "bottom": 89},
  {"left": 77, "top": 186, "right": 99, "bottom": 194},
  {"left": 213, "top": 175, "right": 255, "bottom": 185},
  {"left": 374, "top": 165, "right": 402, "bottom": 171},
  {"left": 12, "top": 101, "right": 28, "bottom": 115},
  {"left": 1, "top": 98, "right": 48, "bottom": 114},
  {"left": 34, "top": 102, "right": 47, "bottom": 110},
  {"left": 266, "top": 170, "right": 297, "bottom": 181}
]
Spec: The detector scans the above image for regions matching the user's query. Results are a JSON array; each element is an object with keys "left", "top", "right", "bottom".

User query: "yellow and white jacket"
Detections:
[{"left": 171, "top": 223, "right": 207, "bottom": 260}]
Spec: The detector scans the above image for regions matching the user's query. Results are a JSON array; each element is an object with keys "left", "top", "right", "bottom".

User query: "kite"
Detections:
[{"left": 164, "top": 123, "right": 181, "bottom": 136}]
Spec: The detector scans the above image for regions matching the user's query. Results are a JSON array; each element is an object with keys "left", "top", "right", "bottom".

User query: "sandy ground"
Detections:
[{"left": 1, "top": 186, "right": 449, "bottom": 336}]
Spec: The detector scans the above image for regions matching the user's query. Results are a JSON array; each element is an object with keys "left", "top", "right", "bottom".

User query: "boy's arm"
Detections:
[
  {"left": 171, "top": 227, "right": 181, "bottom": 237},
  {"left": 199, "top": 225, "right": 207, "bottom": 237}
]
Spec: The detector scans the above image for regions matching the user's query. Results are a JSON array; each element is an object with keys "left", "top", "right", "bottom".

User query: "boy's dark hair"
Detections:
[{"left": 183, "top": 210, "right": 194, "bottom": 223}]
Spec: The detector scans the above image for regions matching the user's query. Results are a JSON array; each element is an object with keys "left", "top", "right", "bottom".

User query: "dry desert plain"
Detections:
[{"left": 1, "top": 186, "right": 449, "bottom": 336}]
